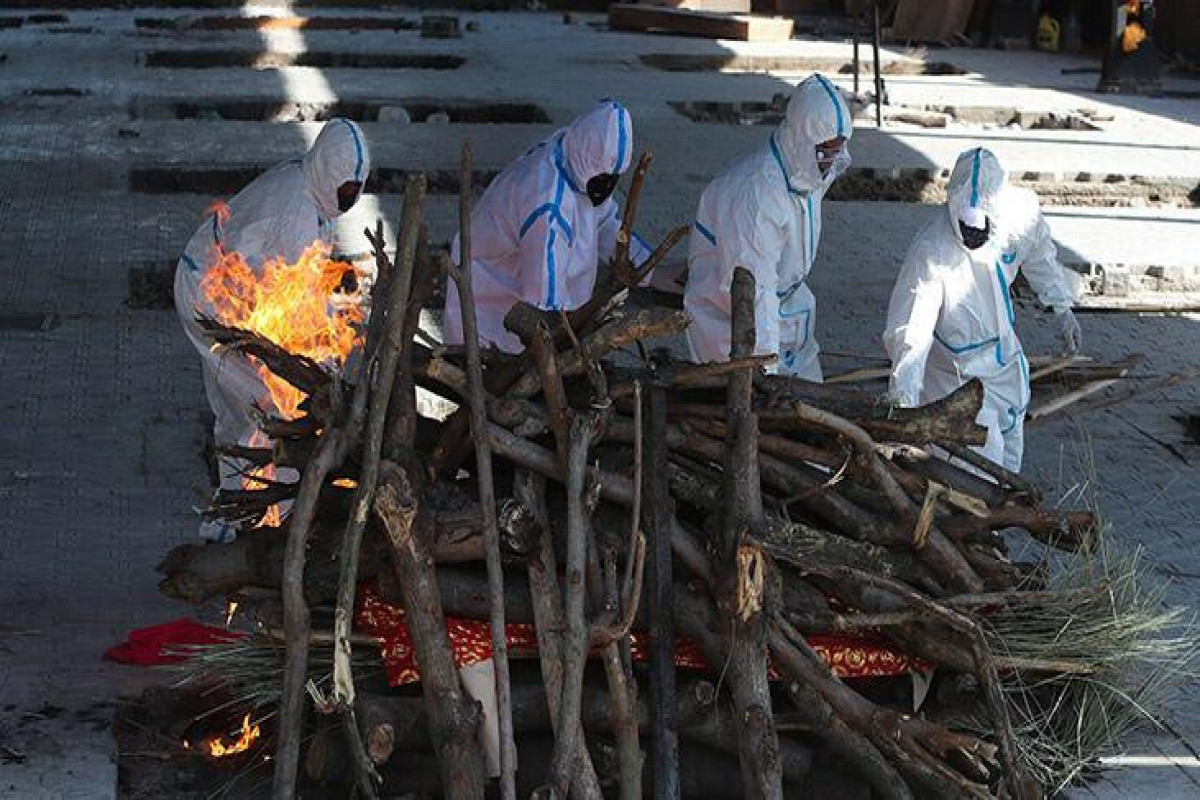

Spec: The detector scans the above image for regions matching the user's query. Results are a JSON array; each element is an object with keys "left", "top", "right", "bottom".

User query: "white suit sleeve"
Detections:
[
  {"left": 517, "top": 214, "right": 573, "bottom": 311},
  {"left": 884, "top": 255, "right": 944, "bottom": 407},
  {"left": 1018, "top": 212, "right": 1074, "bottom": 313}
]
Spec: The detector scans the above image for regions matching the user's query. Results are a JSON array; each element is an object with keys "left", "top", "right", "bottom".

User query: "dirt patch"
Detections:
[
  {"left": 642, "top": 53, "right": 966, "bottom": 75},
  {"left": 144, "top": 50, "right": 464, "bottom": 70},
  {"left": 131, "top": 98, "right": 549, "bottom": 124}
]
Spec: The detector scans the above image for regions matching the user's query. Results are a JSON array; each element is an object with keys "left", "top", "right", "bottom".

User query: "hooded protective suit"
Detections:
[
  {"left": 684, "top": 74, "right": 852, "bottom": 380},
  {"left": 883, "top": 147, "right": 1078, "bottom": 472},
  {"left": 443, "top": 100, "right": 651, "bottom": 354},
  {"left": 174, "top": 118, "right": 370, "bottom": 540}
]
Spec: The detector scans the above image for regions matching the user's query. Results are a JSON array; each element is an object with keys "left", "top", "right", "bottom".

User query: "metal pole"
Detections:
[
  {"left": 873, "top": 0, "right": 884, "bottom": 129},
  {"left": 852, "top": 24, "right": 860, "bottom": 97}
]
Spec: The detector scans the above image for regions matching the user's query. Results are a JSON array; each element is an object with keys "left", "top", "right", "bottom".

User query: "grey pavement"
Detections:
[{"left": 0, "top": 6, "right": 1197, "bottom": 798}]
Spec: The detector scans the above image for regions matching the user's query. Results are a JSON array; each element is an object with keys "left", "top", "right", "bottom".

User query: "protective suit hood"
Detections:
[
  {"left": 774, "top": 74, "right": 853, "bottom": 194},
  {"left": 947, "top": 147, "right": 1005, "bottom": 246},
  {"left": 303, "top": 118, "right": 370, "bottom": 220},
  {"left": 558, "top": 100, "right": 634, "bottom": 190}
]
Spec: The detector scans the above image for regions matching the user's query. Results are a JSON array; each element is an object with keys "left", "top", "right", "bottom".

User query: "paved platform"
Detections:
[{"left": 0, "top": 7, "right": 1196, "bottom": 798}]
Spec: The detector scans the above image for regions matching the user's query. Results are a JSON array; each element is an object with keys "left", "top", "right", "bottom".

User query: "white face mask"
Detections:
[{"left": 819, "top": 148, "right": 851, "bottom": 184}]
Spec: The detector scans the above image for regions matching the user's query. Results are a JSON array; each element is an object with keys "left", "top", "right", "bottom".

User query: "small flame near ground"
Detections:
[
  {"left": 200, "top": 239, "right": 363, "bottom": 420},
  {"left": 206, "top": 713, "right": 261, "bottom": 758},
  {"left": 224, "top": 600, "right": 239, "bottom": 628},
  {"left": 332, "top": 478, "right": 358, "bottom": 489}
]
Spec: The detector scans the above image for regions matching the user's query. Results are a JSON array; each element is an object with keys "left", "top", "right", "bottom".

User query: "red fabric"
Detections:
[
  {"left": 105, "top": 619, "right": 244, "bottom": 665},
  {"left": 355, "top": 584, "right": 924, "bottom": 687}
]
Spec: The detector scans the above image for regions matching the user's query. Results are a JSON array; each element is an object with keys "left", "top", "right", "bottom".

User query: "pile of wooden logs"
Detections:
[{"left": 160, "top": 145, "right": 1127, "bottom": 800}]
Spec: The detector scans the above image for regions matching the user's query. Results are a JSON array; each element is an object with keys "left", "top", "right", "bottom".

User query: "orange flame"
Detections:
[
  {"left": 244, "top": 430, "right": 283, "bottom": 526},
  {"left": 200, "top": 240, "right": 363, "bottom": 420},
  {"left": 207, "top": 200, "right": 232, "bottom": 227},
  {"left": 206, "top": 713, "right": 261, "bottom": 758}
]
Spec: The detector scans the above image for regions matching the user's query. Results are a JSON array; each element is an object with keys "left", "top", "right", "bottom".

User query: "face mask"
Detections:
[
  {"left": 337, "top": 181, "right": 363, "bottom": 213},
  {"left": 816, "top": 146, "right": 838, "bottom": 177},
  {"left": 586, "top": 173, "right": 619, "bottom": 207},
  {"left": 959, "top": 218, "right": 991, "bottom": 250}
]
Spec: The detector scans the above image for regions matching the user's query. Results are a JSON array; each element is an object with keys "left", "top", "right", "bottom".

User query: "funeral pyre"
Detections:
[{"left": 153, "top": 147, "right": 1196, "bottom": 800}]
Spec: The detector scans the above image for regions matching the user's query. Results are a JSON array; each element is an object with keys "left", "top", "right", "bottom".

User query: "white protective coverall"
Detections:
[
  {"left": 443, "top": 100, "right": 651, "bottom": 354},
  {"left": 684, "top": 74, "right": 852, "bottom": 381},
  {"left": 883, "top": 147, "right": 1078, "bottom": 472},
  {"left": 174, "top": 118, "right": 370, "bottom": 540}
]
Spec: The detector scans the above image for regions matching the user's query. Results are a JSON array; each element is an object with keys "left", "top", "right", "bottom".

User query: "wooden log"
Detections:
[
  {"left": 354, "top": 678, "right": 720, "bottom": 764},
  {"left": 446, "top": 138, "right": 517, "bottom": 800},
  {"left": 374, "top": 462, "right": 487, "bottom": 798},
  {"left": 547, "top": 412, "right": 607, "bottom": 799},
  {"left": 608, "top": 4, "right": 795, "bottom": 42},
  {"left": 332, "top": 175, "right": 426, "bottom": 800},
  {"left": 383, "top": 228, "right": 438, "bottom": 459},
  {"left": 508, "top": 309, "right": 690, "bottom": 399},
  {"left": 644, "top": 384, "right": 680, "bottom": 800},
  {"left": 719, "top": 267, "right": 782, "bottom": 800},
  {"left": 514, "top": 470, "right": 605, "bottom": 800},
  {"left": 754, "top": 376, "right": 988, "bottom": 447},
  {"left": 156, "top": 507, "right": 491, "bottom": 605},
  {"left": 428, "top": 216, "right": 689, "bottom": 479}
]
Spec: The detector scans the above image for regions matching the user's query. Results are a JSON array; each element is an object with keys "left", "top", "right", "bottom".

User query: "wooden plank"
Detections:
[
  {"left": 892, "top": 0, "right": 975, "bottom": 43},
  {"left": 639, "top": 0, "right": 752, "bottom": 14},
  {"left": 609, "top": 4, "right": 794, "bottom": 42}
]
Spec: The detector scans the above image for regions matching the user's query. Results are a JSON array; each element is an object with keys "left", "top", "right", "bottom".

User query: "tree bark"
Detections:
[
  {"left": 718, "top": 268, "right": 782, "bottom": 800},
  {"left": 374, "top": 461, "right": 487, "bottom": 799},
  {"left": 446, "top": 138, "right": 517, "bottom": 800},
  {"left": 514, "top": 469, "right": 605, "bottom": 800}
]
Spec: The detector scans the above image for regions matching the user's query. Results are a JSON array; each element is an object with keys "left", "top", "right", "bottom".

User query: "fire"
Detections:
[
  {"left": 200, "top": 239, "right": 363, "bottom": 420},
  {"left": 332, "top": 478, "right": 358, "bottom": 489},
  {"left": 224, "top": 600, "right": 239, "bottom": 627},
  {"left": 244, "top": 430, "right": 283, "bottom": 526},
  {"left": 206, "top": 713, "right": 261, "bottom": 758}
]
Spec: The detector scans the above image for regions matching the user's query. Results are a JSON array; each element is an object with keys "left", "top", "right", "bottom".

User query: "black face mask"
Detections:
[
  {"left": 337, "top": 181, "right": 362, "bottom": 213},
  {"left": 586, "top": 173, "right": 619, "bottom": 207},
  {"left": 959, "top": 218, "right": 991, "bottom": 250}
]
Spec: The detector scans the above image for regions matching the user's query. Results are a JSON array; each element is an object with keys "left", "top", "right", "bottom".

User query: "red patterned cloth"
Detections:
[{"left": 356, "top": 585, "right": 922, "bottom": 687}]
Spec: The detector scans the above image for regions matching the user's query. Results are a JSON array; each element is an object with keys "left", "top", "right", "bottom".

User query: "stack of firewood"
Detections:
[{"left": 159, "top": 145, "right": 1192, "bottom": 800}]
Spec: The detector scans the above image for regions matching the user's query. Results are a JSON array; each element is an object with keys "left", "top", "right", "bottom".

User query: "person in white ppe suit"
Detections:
[
  {"left": 174, "top": 118, "right": 370, "bottom": 541},
  {"left": 684, "top": 74, "right": 853, "bottom": 381},
  {"left": 883, "top": 147, "right": 1082, "bottom": 473},
  {"left": 443, "top": 100, "right": 651, "bottom": 353}
]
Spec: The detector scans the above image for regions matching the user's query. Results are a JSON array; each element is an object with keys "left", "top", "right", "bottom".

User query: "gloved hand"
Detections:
[
  {"left": 876, "top": 390, "right": 907, "bottom": 415},
  {"left": 1054, "top": 308, "right": 1082, "bottom": 356}
]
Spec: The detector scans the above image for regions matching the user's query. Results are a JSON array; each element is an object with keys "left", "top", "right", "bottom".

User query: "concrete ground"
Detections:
[{"left": 0, "top": 6, "right": 1197, "bottom": 799}]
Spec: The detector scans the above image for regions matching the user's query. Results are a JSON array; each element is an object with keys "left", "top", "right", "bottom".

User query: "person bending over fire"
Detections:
[
  {"left": 442, "top": 100, "right": 654, "bottom": 353},
  {"left": 174, "top": 118, "right": 371, "bottom": 542}
]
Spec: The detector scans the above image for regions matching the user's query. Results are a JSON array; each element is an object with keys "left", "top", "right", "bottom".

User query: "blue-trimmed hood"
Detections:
[
  {"left": 557, "top": 100, "right": 634, "bottom": 192},
  {"left": 947, "top": 147, "right": 1005, "bottom": 246},
  {"left": 303, "top": 118, "right": 371, "bottom": 220},
  {"left": 774, "top": 73, "right": 853, "bottom": 194}
]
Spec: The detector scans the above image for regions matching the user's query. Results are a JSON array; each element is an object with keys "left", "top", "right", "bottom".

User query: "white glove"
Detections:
[{"left": 1054, "top": 309, "right": 1082, "bottom": 356}]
